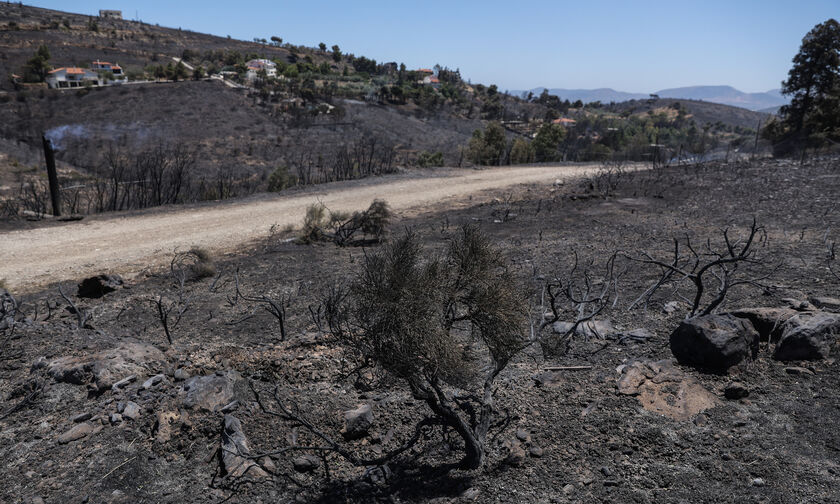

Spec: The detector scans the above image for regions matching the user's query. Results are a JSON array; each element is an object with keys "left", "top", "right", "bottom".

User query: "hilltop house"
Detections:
[
  {"left": 45, "top": 67, "right": 101, "bottom": 89},
  {"left": 99, "top": 10, "right": 122, "bottom": 19},
  {"left": 552, "top": 117, "right": 577, "bottom": 128},
  {"left": 422, "top": 75, "right": 440, "bottom": 87},
  {"left": 245, "top": 59, "right": 277, "bottom": 81}
]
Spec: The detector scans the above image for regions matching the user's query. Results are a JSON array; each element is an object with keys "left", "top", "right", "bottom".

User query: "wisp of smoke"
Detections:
[{"left": 44, "top": 124, "right": 87, "bottom": 151}]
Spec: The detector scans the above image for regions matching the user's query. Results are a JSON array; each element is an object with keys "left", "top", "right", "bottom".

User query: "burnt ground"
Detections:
[{"left": 1, "top": 158, "right": 840, "bottom": 503}]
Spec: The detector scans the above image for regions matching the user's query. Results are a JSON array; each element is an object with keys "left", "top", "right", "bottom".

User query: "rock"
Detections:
[
  {"left": 784, "top": 366, "right": 815, "bottom": 376},
  {"left": 58, "top": 422, "right": 95, "bottom": 444},
  {"left": 562, "top": 483, "right": 575, "bottom": 495},
  {"left": 259, "top": 456, "right": 277, "bottom": 474},
  {"left": 728, "top": 307, "right": 799, "bottom": 342},
  {"left": 173, "top": 368, "right": 190, "bottom": 381},
  {"left": 122, "top": 401, "right": 141, "bottom": 420},
  {"left": 751, "top": 477, "right": 766, "bottom": 487},
  {"left": 612, "top": 328, "right": 654, "bottom": 344},
  {"left": 111, "top": 374, "right": 137, "bottom": 392},
  {"left": 515, "top": 429, "right": 531, "bottom": 443},
  {"left": 341, "top": 404, "right": 373, "bottom": 440},
  {"left": 71, "top": 412, "right": 92, "bottom": 423},
  {"left": 142, "top": 374, "right": 164, "bottom": 389},
  {"left": 781, "top": 298, "right": 817, "bottom": 311},
  {"left": 600, "top": 466, "right": 613, "bottom": 477},
  {"left": 552, "top": 319, "right": 617, "bottom": 339},
  {"left": 774, "top": 312, "right": 840, "bottom": 361},
  {"left": 110, "top": 413, "right": 123, "bottom": 424},
  {"left": 220, "top": 414, "right": 267, "bottom": 478},
  {"left": 670, "top": 314, "right": 759, "bottom": 370},
  {"left": 46, "top": 341, "right": 166, "bottom": 392},
  {"left": 528, "top": 446, "right": 544, "bottom": 458},
  {"left": 809, "top": 296, "right": 840, "bottom": 312},
  {"left": 292, "top": 455, "right": 320, "bottom": 473},
  {"left": 503, "top": 440, "right": 526, "bottom": 466},
  {"left": 154, "top": 411, "right": 181, "bottom": 443},
  {"left": 220, "top": 400, "right": 239, "bottom": 413},
  {"left": 724, "top": 382, "right": 750, "bottom": 400},
  {"left": 182, "top": 371, "right": 242, "bottom": 411},
  {"left": 616, "top": 359, "right": 719, "bottom": 421},
  {"left": 663, "top": 301, "right": 682, "bottom": 314},
  {"left": 77, "top": 274, "right": 123, "bottom": 298}
]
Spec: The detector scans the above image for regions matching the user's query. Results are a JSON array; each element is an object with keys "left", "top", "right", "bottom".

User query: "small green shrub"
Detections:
[{"left": 267, "top": 166, "right": 297, "bottom": 192}]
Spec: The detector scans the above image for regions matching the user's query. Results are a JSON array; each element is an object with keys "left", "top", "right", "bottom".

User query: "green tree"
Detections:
[
  {"left": 318, "top": 42, "right": 327, "bottom": 52},
  {"left": 468, "top": 122, "right": 507, "bottom": 165},
  {"left": 24, "top": 45, "right": 51, "bottom": 82},
  {"left": 509, "top": 137, "right": 534, "bottom": 165},
  {"left": 331, "top": 44, "right": 342, "bottom": 62},
  {"left": 192, "top": 66, "right": 205, "bottom": 80},
  {"left": 770, "top": 19, "right": 840, "bottom": 154},
  {"left": 532, "top": 123, "right": 566, "bottom": 162}
]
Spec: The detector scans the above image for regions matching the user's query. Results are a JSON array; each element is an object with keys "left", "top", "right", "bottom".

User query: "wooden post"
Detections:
[{"left": 41, "top": 134, "right": 61, "bottom": 217}]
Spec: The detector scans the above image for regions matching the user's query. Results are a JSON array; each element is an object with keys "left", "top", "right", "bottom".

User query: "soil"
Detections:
[{"left": 1, "top": 157, "right": 839, "bottom": 504}]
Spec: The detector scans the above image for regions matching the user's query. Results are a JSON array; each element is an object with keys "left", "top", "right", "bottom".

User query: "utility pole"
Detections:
[{"left": 41, "top": 134, "right": 61, "bottom": 217}]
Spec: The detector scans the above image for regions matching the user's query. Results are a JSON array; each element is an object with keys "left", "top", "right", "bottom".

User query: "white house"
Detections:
[
  {"left": 245, "top": 59, "right": 277, "bottom": 81},
  {"left": 91, "top": 60, "right": 124, "bottom": 78},
  {"left": 45, "top": 67, "right": 101, "bottom": 89}
]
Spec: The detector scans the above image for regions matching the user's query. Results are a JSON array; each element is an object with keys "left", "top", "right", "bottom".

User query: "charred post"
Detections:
[{"left": 41, "top": 134, "right": 61, "bottom": 217}]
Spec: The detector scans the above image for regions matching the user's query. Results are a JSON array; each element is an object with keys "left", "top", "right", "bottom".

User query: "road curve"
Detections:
[{"left": 0, "top": 164, "right": 599, "bottom": 291}]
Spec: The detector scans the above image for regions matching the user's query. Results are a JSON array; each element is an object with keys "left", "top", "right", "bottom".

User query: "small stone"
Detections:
[
  {"left": 503, "top": 442, "right": 526, "bottom": 466},
  {"left": 122, "top": 401, "right": 141, "bottom": 420},
  {"left": 663, "top": 301, "right": 681, "bottom": 314},
  {"left": 562, "top": 484, "right": 575, "bottom": 495},
  {"left": 785, "top": 366, "right": 815, "bottom": 376},
  {"left": 111, "top": 375, "right": 137, "bottom": 392},
  {"left": 528, "top": 446, "right": 544, "bottom": 458},
  {"left": 259, "top": 456, "right": 277, "bottom": 474},
  {"left": 604, "top": 480, "right": 621, "bottom": 487},
  {"left": 724, "top": 382, "right": 750, "bottom": 400},
  {"left": 220, "top": 400, "right": 239, "bottom": 413},
  {"left": 461, "top": 487, "right": 480, "bottom": 500},
  {"left": 173, "top": 368, "right": 190, "bottom": 381},
  {"left": 600, "top": 466, "right": 613, "bottom": 477},
  {"left": 292, "top": 455, "right": 319, "bottom": 473},
  {"left": 71, "top": 412, "right": 92, "bottom": 423},
  {"left": 142, "top": 374, "right": 164, "bottom": 389},
  {"left": 58, "top": 423, "right": 95, "bottom": 444},
  {"left": 110, "top": 413, "right": 123, "bottom": 424},
  {"left": 515, "top": 429, "right": 531, "bottom": 443},
  {"left": 721, "top": 452, "right": 733, "bottom": 461},
  {"left": 751, "top": 477, "right": 766, "bottom": 487}
]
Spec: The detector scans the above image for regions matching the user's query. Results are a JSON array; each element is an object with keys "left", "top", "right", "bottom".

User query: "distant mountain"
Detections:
[
  {"left": 521, "top": 87, "right": 648, "bottom": 104},
  {"left": 654, "top": 86, "right": 787, "bottom": 111},
  {"left": 515, "top": 85, "right": 789, "bottom": 112}
]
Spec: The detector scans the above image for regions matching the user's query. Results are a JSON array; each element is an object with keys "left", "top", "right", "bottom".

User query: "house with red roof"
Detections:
[
  {"left": 91, "top": 60, "right": 124, "bottom": 78},
  {"left": 45, "top": 67, "right": 101, "bottom": 89},
  {"left": 552, "top": 117, "right": 577, "bottom": 128}
]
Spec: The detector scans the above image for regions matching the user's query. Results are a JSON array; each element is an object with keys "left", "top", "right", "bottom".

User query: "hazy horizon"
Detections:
[{"left": 20, "top": 0, "right": 839, "bottom": 94}]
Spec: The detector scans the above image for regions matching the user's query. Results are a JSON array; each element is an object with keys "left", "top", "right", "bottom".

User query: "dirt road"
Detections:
[{"left": 0, "top": 164, "right": 599, "bottom": 291}]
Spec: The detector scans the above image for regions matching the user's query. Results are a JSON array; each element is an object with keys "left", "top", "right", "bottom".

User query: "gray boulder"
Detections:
[
  {"left": 341, "top": 404, "right": 373, "bottom": 440},
  {"left": 728, "top": 307, "right": 799, "bottom": 342},
  {"left": 669, "top": 314, "right": 759, "bottom": 370},
  {"left": 774, "top": 312, "right": 840, "bottom": 361},
  {"left": 46, "top": 341, "right": 166, "bottom": 391},
  {"left": 182, "top": 371, "right": 243, "bottom": 412}
]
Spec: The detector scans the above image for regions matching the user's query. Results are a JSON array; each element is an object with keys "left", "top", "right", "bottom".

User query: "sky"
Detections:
[{"left": 22, "top": 0, "right": 840, "bottom": 93}]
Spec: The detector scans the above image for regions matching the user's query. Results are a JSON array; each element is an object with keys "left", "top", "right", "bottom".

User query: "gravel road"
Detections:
[{"left": 0, "top": 164, "right": 599, "bottom": 291}]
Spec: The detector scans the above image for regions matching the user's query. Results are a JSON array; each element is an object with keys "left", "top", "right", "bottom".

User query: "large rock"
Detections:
[
  {"left": 220, "top": 414, "right": 267, "bottom": 479},
  {"left": 617, "top": 359, "right": 719, "bottom": 421},
  {"left": 669, "top": 314, "right": 759, "bottom": 370},
  {"left": 774, "top": 312, "right": 840, "bottom": 361},
  {"left": 341, "top": 404, "right": 373, "bottom": 440},
  {"left": 77, "top": 274, "right": 123, "bottom": 298},
  {"left": 46, "top": 341, "right": 166, "bottom": 392},
  {"left": 57, "top": 422, "right": 97, "bottom": 444},
  {"left": 728, "top": 307, "right": 799, "bottom": 342},
  {"left": 181, "top": 371, "right": 243, "bottom": 411}
]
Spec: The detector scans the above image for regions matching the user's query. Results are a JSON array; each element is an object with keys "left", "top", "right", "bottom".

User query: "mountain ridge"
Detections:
[{"left": 515, "top": 85, "right": 787, "bottom": 112}]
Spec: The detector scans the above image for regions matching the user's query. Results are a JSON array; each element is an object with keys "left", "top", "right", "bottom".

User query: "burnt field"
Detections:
[{"left": 1, "top": 157, "right": 839, "bottom": 503}]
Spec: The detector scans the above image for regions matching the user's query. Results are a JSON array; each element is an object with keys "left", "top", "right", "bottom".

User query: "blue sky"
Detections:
[{"left": 23, "top": 0, "right": 839, "bottom": 93}]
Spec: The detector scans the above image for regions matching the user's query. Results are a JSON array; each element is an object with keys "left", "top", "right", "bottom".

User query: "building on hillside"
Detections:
[
  {"left": 99, "top": 10, "right": 122, "bottom": 19},
  {"left": 422, "top": 75, "right": 441, "bottom": 88},
  {"left": 245, "top": 59, "right": 277, "bottom": 81},
  {"left": 45, "top": 67, "right": 101, "bottom": 89},
  {"left": 91, "top": 60, "right": 124, "bottom": 79},
  {"left": 552, "top": 117, "right": 577, "bottom": 128}
]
